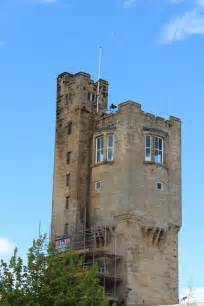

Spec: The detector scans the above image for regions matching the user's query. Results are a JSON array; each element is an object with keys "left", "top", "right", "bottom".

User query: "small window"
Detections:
[
  {"left": 65, "top": 196, "right": 70, "bottom": 209},
  {"left": 66, "top": 152, "right": 71, "bottom": 164},
  {"left": 66, "top": 173, "right": 70, "bottom": 186},
  {"left": 107, "top": 134, "right": 114, "bottom": 161},
  {"left": 156, "top": 182, "right": 163, "bottom": 190},
  {"left": 154, "top": 137, "right": 163, "bottom": 164},
  {"left": 145, "top": 135, "right": 151, "bottom": 161},
  {"left": 65, "top": 94, "right": 68, "bottom": 105},
  {"left": 67, "top": 122, "right": 72, "bottom": 135},
  {"left": 88, "top": 92, "right": 95, "bottom": 102},
  {"left": 64, "top": 223, "right": 69, "bottom": 236},
  {"left": 96, "top": 136, "right": 104, "bottom": 163},
  {"left": 95, "top": 180, "right": 103, "bottom": 191}
]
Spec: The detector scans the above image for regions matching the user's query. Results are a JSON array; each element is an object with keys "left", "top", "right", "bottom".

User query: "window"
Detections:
[
  {"left": 67, "top": 122, "right": 72, "bottom": 135},
  {"left": 154, "top": 137, "right": 163, "bottom": 164},
  {"left": 107, "top": 134, "right": 114, "bottom": 161},
  {"left": 96, "top": 136, "right": 104, "bottom": 163},
  {"left": 66, "top": 152, "right": 71, "bottom": 164},
  {"left": 64, "top": 223, "right": 69, "bottom": 236},
  {"left": 88, "top": 92, "right": 95, "bottom": 102},
  {"left": 65, "top": 196, "right": 70, "bottom": 209},
  {"left": 65, "top": 94, "right": 68, "bottom": 105},
  {"left": 145, "top": 135, "right": 151, "bottom": 161},
  {"left": 66, "top": 173, "right": 70, "bottom": 186},
  {"left": 95, "top": 180, "right": 103, "bottom": 191},
  {"left": 156, "top": 182, "right": 163, "bottom": 191}
]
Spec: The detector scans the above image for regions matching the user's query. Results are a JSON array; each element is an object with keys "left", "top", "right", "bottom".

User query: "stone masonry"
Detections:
[{"left": 51, "top": 71, "right": 182, "bottom": 306}]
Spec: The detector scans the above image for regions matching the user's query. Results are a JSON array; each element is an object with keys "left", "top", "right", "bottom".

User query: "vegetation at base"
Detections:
[{"left": 0, "top": 235, "right": 108, "bottom": 306}]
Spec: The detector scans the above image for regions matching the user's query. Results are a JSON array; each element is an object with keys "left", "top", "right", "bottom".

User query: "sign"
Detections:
[{"left": 54, "top": 238, "right": 71, "bottom": 253}]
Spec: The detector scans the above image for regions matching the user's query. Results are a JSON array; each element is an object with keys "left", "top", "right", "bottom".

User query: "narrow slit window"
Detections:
[
  {"left": 64, "top": 223, "right": 69, "bottom": 236},
  {"left": 107, "top": 134, "right": 114, "bottom": 161},
  {"left": 145, "top": 135, "right": 151, "bottom": 161},
  {"left": 65, "top": 196, "right": 70, "bottom": 209},
  {"left": 66, "top": 173, "right": 70, "bottom": 186},
  {"left": 65, "top": 94, "right": 68, "bottom": 105},
  {"left": 67, "top": 122, "right": 72, "bottom": 135},
  {"left": 66, "top": 152, "right": 71, "bottom": 164},
  {"left": 96, "top": 136, "right": 104, "bottom": 163},
  {"left": 154, "top": 137, "right": 163, "bottom": 164}
]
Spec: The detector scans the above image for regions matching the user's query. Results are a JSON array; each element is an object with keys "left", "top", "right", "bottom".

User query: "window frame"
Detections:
[
  {"left": 107, "top": 134, "right": 114, "bottom": 161},
  {"left": 155, "top": 181, "right": 163, "bottom": 191},
  {"left": 95, "top": 180, "right": 104, "bottom": 191},
  {"left": 154, "top": 136, "right": 164, "bottom": 164},
  {"left": 145, "top": 135, "right": 152, "bottom": 162},
  {"left": 95, "top": 135, "right": 104, "bottom": 164}
]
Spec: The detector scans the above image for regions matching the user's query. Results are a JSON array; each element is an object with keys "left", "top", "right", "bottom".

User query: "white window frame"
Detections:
[
  {"left": 145, "top": 135, "right": 152, "bottom": 161},
  {"left": 107, "top": 134, "right": 114, "bottom": 161},
  {"left": 155, "top": 181, "right": 163, "bottom": 191},
  {"left": 95, "top": 180, "right": 104, "bottom": 191},
  {"left": 95, "top": 136, "right": 104, "bottom": 163},
  {"left": 154, "top": 136, "right": 163, "bottom": 164}
]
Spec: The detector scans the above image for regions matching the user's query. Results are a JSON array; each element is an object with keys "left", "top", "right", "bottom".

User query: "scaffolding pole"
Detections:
[{"left": 114, "top": 234, "right": 117, "bottom": 297}]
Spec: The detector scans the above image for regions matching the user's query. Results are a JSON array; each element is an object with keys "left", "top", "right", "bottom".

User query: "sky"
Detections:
[{"left": 0, "top": 0, "right": 204, "bottom": 301}]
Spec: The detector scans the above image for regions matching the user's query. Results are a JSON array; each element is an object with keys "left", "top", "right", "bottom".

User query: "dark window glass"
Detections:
[
  {"left": 65, "top": 196, "right": 70, "bottom": 209},
  {"left": 66, "top": 173, "right": 70, "bottom": 186},
  {"left": 68, "top": 122, "right": 72, "bottom": 135},
  {"left": 66, "top": 152, "right": 71, "bottom": 164},
  {"left": 156, "top": 182, "right": 163, "bottom": 190}
]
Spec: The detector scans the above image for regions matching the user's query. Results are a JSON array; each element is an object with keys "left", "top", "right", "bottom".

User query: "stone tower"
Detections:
[{"left": 51, "top": 71, "right": 182, "bottom": 306}]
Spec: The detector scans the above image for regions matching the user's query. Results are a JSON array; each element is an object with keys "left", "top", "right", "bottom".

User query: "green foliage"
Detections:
[{"left": 0, "top": 235, "right": 108, "bottom": 306}]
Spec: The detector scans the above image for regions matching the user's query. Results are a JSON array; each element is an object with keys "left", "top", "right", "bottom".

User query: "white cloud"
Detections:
[
  {"left": 198, "top": 0, "right": 204, "bottom": 7},
  {"left": 0, "top": 238, "right": 15, "bottom": 261},
  {"left": 123, "top": 0, "right": 137, "bottom": 8},
  {"left": 160, "top": 9, "right": 204, "bottom": 43},
  {"left": 180, "top": 288, "right": 204, "bottom": 303}
]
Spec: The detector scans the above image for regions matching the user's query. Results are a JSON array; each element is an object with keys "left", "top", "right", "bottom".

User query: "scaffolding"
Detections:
[{"left": 54, "top": 226, "right": 122, "bottom": 304}]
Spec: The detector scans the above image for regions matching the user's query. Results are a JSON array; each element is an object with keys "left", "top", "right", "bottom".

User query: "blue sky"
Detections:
[{"left": 0, "top": 0, "right": 204, "bottom": 300}]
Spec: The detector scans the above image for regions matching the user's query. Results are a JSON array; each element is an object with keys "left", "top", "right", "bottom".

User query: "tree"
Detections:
[{"left": 0, "top": 235, "right": 108, "bottom": 306}]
